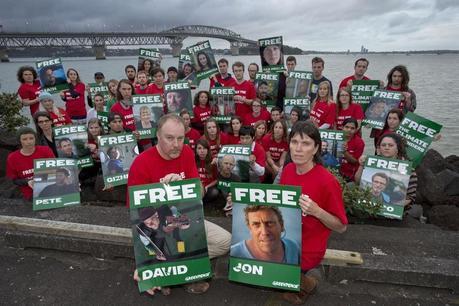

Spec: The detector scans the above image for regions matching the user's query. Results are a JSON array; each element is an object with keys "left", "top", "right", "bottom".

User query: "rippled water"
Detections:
[{"left": 1, "top": 54, "right": 457, "bottom": 157}]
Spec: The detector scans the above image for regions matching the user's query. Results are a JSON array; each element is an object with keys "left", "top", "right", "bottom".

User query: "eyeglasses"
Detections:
[
  {"left": 339, "top": 94, "right": 350, "bottom": 97},
  {"left": 38, "top": 119, "right": 51, "bottom": 124}
]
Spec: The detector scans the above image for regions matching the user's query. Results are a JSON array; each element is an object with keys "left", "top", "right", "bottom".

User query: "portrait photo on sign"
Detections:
[
  {"left": 210, "top": 94, "right": 235, "bottom": 117},
  {"left": 285, "top": 79, "right": 311, "bottom": 98},
  {"left": 33, "top": 167, "right": 79, "bottom": 198},
  {"left": 260, "top": 42, "right": 284, "bottom": 71},
  {"left": 192, "top": 50, "right": 217, "bottom": 73},
  {"left": 55, "top": 134, "right": 90, "bottom": 159},
  {"left": 230, "top": 204, "right": 301, "bottom": 265},
  {"left": 132, "top": 103, "right": 163, "bottom": 129},
  {"left": 132, "top": 202, "right": 208, "bottom": 265},
  {"left": 320, "top": 139, "right": 344, "bottom": 168},
  {"left": 217, "top": 152, "right": 250, "bottom": 183},
  {"left": 100, "top": 142, "right": 138, "bottom": 176},
  {"left": 165, "top": 90, "right": 192, "bottom": 114},
  {"left": 360, "top": 168, "right": 410, "bottom": 206},
  {"left": 38, "top": 65, "right": 67, "bottom": 89}
]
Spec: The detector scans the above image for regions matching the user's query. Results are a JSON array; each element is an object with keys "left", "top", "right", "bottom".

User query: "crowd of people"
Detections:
[{"left": 6, "top": 53, "right": 422, "bottom": 304}]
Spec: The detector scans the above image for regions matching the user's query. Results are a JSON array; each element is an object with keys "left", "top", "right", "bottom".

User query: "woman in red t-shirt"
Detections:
[
  {"left": 192, "top": 91, "right": 212, "bottom": 133},
  {"left": 33, "top": 111, "right": 57, "bottom": 157},
  {"left": 106, "top": 79, "right": 119, "bottom": 111},
  {"left": 227, "top": 116, "right": 242, "bottom": 144},
  {"left": 262, "top": 120, "right": 289, "bottom": 178},
  {"left": 287, "top": 107, "right": 302, "bottom": 132},
  {"left": 201, "top": 118, "right": 227, "bottom": 159},
  {"left": 335, "top": 87, "right": 364, "bottom": 130},
  {"left": 60, "top": 68, "right": 87, "bottom": 124},
  {"left": 253, "top": 120, "right": 267, "bottom": 146},
  {"left": 310, "top": 80, "right": 336, "bottom": 129},
  {"left": 194, "top": 139, "right": 219, "bottom": 207},
  {"left": 372, "top": 108, "right": 404, "bottom": 150},
  {"left": 38, "top": 91, "right": 72, "bottom": 127},
  {"left": 17, "top": 66, "right": 41, "bottom": 115}
]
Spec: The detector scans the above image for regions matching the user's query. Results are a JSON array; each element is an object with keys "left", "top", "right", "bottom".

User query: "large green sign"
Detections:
[
  {"left": 351, "top": 80, "right": 380, "bottom": 112},
  {"left": 53, "top": 125, "right": 93, "bottom": 168}
]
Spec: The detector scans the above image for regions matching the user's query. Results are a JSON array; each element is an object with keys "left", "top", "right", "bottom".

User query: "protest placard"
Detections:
[
  {"left": 259, "top": 36, "right": 284, "bottom": 73},
  {"left": 285, "top": 71, "right": 313, "bottom": 99},
  {"left": 88, "top": 82, "right": 111, "bottom": 102},
  {"left": 217, "top": 145, "right": 251, "bottom": 194},
  {"left": 187, "top": 41, "right": 218, "bottom": 80},
  {"left": 129, "top": 179, "right": 211, "bottom": 291},
  {"left": 137, "top": 48, "right": 161, "bottom": 73},
  {"left": 283, "top": 98, "right": 310, "bottom": 122},
  {"left": 351, "top": 80, "right": 380, "bottom": 112},
  {"left": 99, "top": 133, "right": 139, "bottom": 187},
  {"left": 396, "top": 112, "right": 443, "bottom": 168},
  {"left": 164, "top": 81, "right": 193, "bottom": 115},
  {"left": 178, "top": 50, "right": 201, "bottom": 87},
  {"left": 363, "top": 90, "right": 402, "bottom": 129},
  {"left": 360, "top": 155, "right": 412, "bottom": 219},
  {"left": 36, "top": 58, "right": 68, "bottom": 94},
  {"left": 229, "top": 182, "right": 301, "bottom": 291},
  {"left": 97, "top": 111, "right": 109, "bottom": 133},
  {"left": 132, "top": 94, "right": 164, "bottom": 140},
  {"left": 255, "top": 72, "right": 279, "bottom": 111},
  {"left": 210, "top": 87, "right": 236, "bottom": 123},
  {"left": 53, "top": 125, "right": 93, "bottom": 168},
  {"left": 319, "top": 129, "right": 345, "bottom": 169},
  {"left": 33, "top": 158, "right": 80, "bottom": 211}
]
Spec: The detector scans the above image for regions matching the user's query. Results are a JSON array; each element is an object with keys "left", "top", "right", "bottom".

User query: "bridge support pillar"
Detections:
[
  {"left": 93, "top": 45, "right": 106, "bottom": 60},
  {"left": 0, "top": 48, "right": 9, "bottom": 63},
  {"left": 230, "top": 45, "right": 240, "bottom": 56},
  {"left": 171, "top": 42, "right": 183, "bottom": 57}
]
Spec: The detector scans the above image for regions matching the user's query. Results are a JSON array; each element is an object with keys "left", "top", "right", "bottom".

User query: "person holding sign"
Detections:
[
  {"left": 227, "top": 116, "right": 243, "bottom": 145},
  {"left": 309, "top": 81, "right": 336, "bottom": 129},
  {"left": 279, "top": 121, "right": 348, "bottom": 304},
  {"left": 373, "top": 109, "right": 404, "bottom": 149},
  {"left": 309, "top": 57, "right": 333, "bottom": 103},
  {"left": 60, "top": 68, "right": 87, "bottom": 124},
  {"left": 33, "top": 111, "right": 58, "bottom": 157},
  {"left": 262, "top": 120, "right": 289, "bottom": 179},
  {"left": 385, "top": 65, "right": 416, "bottom": 114},
  {"left": 232, "top": 62, "right": 257, "bottom": 117},
  {"left": 124, "top": 65, "right": 137, "bottom": 85},
  {"left": 231, "top": 205, "right": 300, "bottom": 264},
  {"left": 239, "top": 126, "right": 266, "bottom": 183},
  {"left": 339, "top": 118, "right": 365, "bottom": 182},
  {"left": 194, "top": 139, "right": 219, "bottom": 208},
  {"left": 192, "top": 91, "right": 212, "bottom": 133},
  {"left": 355, "top": 133, "right": 418, "bottom": 211},
  {"left": 335, "top": 87, "right": 364, "bottom": 130},
  {"left": 110, "top": 80, "right": 136, "bottom": 132},
  {"left": 6, "top": 127, "right": 55, "bottom": 200},
  {"left": 180, "top": 110, "right": 201, "bottom": 150},
  {"left": 339, "top": 58, "right": 371, "bottom": 90},
  {"left": 146, "top": 68, "right": 166, "bottom": 96},
  {"left": 134, "top": 71, "right": 151, "bottom": 95},
  {"left": 201, "top": 118, "right": 229, "bottom": 159},
  {"left": 86, "top": 93, "right": 106, "bottom": 122},
  {"left": 128, "top": 113, "right": 231, "bottom": 296},
  {"left": 209, "top": 58, "right": 236, "bottom": 88},
  {"left": 17, "top": 66, "right": 41, "bottom": 115},
  {"left": 242, "top": 100, "right": 271, "bottom": 127}
]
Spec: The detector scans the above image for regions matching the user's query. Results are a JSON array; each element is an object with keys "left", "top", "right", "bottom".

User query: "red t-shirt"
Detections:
[
  {"left": 62, "top": 83, "right": 87, "bottom": 118},
  {"left": 242, "top": 109, "right": 271, "bottom": 126},
  {"left": 134, "top": 83, "right": 151, "bottom": 95},
  {"left": 6, "top": 146, "right": 55, "bottom": 200},
  {"left": 201, "top": 132, "right": 228, "bottom": 158},
  {"left": 49, "top": 108, "right": 72, "bottom": 127},
  {"left": 197, "top": 159, "right": 217, "bottom": 187},
  {"left": 310, "top": 101, "right": 336, "bottom": 128},
  {"left": 339, "top": 134, "right": 365, "bottom": 181},
  {"left": 339, "top": 75, "right": 370, "bottom": 89},
  {"left": 262, "top": 135, "right": 289, "bottom": 162},
  {"left": 17, "top": 81, "right": 41, "bottom": 115},
  {"left": 335, "top": 103, "right": 364, "bottom": 130},
  {"left": 192, "top": 105, "right": 212, "bottom": 126},
  {"left": 210, "top": 74, "right": 237, "bottom": 88},
  {"left": 127, "top": 145, "right": 199, "bottom": 207},
  {"left": 226, "top": 133, "right": 240, "bottom": 145},
  {"left": 110, "top": 102, "right": 136, "bottom": 132},
  {"left": 233, "top": 80, "right": 256, "bottom": 117},
  {"left": 185, "top": 128, "right": 202, "bottom": 150},
  {"left": 146, "top": 83, "right": 164, "bottom": 95},
  {"left": 280, "top": 163, "right": 348, "bottom": 271},
  {"left": 252, "top": 142, "right": 266, "bottom": 167}
]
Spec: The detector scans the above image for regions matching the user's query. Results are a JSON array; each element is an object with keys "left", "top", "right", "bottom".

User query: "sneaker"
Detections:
[{"left": 184, "top": 281, "right": 210, "bottom": 294}]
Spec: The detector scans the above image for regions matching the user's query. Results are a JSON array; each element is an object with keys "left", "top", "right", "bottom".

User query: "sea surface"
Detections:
[{"left": 0, "top": 54, "right": 458, "bottom": 157}]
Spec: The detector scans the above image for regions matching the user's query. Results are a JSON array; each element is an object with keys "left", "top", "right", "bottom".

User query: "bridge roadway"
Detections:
[{"left": 0, "top": 25, "right": 257, "bottom": 61}]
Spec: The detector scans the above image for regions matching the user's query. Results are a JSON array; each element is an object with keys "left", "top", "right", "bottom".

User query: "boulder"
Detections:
[
  {"left": 92, "top": 174, "right": 126, "bottom": 205},
  {"left": 445, "top": 155, "right": 459, "bottom": 173},
  {"left": 417, "top": 149, "right": 448, "bottom": 174},
  {"left": 436, "top": 169, "right": 459, "bottom": 196},
  {"left": 427, "top": 205, "right": 459, "bottom": 231},
  {"left": 416, "top": 167, "right": 448, "bottom": 206}
]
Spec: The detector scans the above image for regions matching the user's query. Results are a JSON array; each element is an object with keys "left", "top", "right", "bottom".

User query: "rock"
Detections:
[
  {"left": 436, "top": 169, "right": 459, "bottom": 196},
  {"left": 0, "top": 177, "right": 22, "bottom": 199},
  {"left": 446, "top": 176, "right": 459, "bottom": 196},
  {"left": 445, "top": 155, "right": 459, "bottom": 173},
  {"left": 427, "top": 205, "right": 459, "bottom": 231},
  {"left": 92, "top": 174, "right": 126, "bottom": 205},
  {"left": 416, "top": 167, "right": 448, "bottom": 206},
  {"left": 417, "top": 149, "right": 448, "bottom": 174}
]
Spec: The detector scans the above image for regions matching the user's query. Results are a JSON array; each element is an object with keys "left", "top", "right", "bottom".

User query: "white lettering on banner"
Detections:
[
  {"left": 272, "top": 281, "right": 300, "bottom": 289},
  {"left": 132, "top": 95, "right": 161, "bottom": 104},
  {"left": 132, "top": 183, "right": 197, "bottom": 206},
  {"left": 164, "top": 82, "right": 190, "bottom": 91},
  {"left": 320, "top": 131, "right": 344, "bottom": 141},
  {"left": 142, "top": 265, "right": 188, "bottom": 280},
  {"left": 54, "top": 125, "right": 85, "bottom": 136},
  {"left": 288, "top": 71, "right": 312, "bottom": 79},
  {"left": 285, "top": 99, "right": 309, "bottom": 106},
  {"left": 211, "top": 88, "right": 234, "bottom": 95},
  {"left": 106, "top": 174, "right": 128, "bottom": 183},
  {"left": 37, "top": 58, "right": 61, "bottom": 68},
  {"left": 255, "top": 73, "right": 278, "bottom": 81},
  {"left": 403, "top": 118, "right": 437, "bottom": 137},
  {"left": 259, "top": 37, "right": 282, "bottom": 46},
  {"left": 220, "top": 146, "right": 251, "bottom": 155},
  {"left": 188, "top": 42, "right": 210, "bottom": 54},
  {"left": 185, "top": 272, "right": 211, "bottom": 281},
  {"left": 35, "top": 159, "right": 76, "bottom": 169},
  {"left": 99, "top": 134, "right": 135, "bottom": 146},
  {"left": 373, "top": 90, "right": 402, "bottom": 100},
  {"left": 233, "top": 263, "right": 263, "bottom": 275},
  {"left": 140, "top": 49, "right": 160, "bottom": 58},
  {"left": 35, "top": 198, "right": 62, "bottom": 205},
  {"left": 234, "top": 188, "right": 296, "bottom": 206},
  {"left": 352, "top": 84, "right": 378, "bottom": 91},
  {"left": 366, "top": 157, "right": 409, "bottom": 174}
]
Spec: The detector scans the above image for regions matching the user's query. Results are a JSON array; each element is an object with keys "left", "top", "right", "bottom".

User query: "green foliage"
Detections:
[
  {"left": 328, "top": 168, "right": 384, "bottom": 218},
  {"left": 0, "top": 92, "right": 30, "bottom": 132}
]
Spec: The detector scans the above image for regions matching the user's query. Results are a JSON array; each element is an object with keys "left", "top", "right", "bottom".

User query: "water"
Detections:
[{"left": 1, "top": 54, "right": 458, "bottom": 157}]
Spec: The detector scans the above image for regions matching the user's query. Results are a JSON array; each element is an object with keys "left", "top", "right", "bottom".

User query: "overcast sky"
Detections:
[{"left": 2, "top": 0, "right": 458, "bottom": 51}]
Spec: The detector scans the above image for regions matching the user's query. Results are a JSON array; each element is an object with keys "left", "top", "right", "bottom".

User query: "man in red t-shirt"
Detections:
[
  {"left": 279, "top": 121, "right": 347, "bottom": 304},
  {"left": 17, "top": 66, "right": 41, "bottom": 115},
  {"left": 232, "top": 62, "right": 256, "bottom": 117},
  {"left": 127, "top": 113, "right": 231, "bottom": 296},
  {"left": 242, "top": 100, "right": 271, "bottom": 127},
  {"left": 134, "top": 71, "right": 151, "bottom": 95},
  {"left": 338, "top": 58, "right": 370, "bottom": 89},
  {"left": 209, "top": 58, "right": 236, "bottom": 89},
  {"left": 340, "top": 118, "right": 364, "bottom": 181}
]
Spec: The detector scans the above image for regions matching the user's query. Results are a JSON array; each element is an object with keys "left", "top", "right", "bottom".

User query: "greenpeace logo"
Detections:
[
  {"left": 272, "top": 281, "right": 299, "bottom": 289},
  {"left": 185, "top": 272, "right": 211, "bottom": 281}
]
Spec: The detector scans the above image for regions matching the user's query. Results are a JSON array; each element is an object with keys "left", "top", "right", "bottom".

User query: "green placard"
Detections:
[
  {"left": 187, "top": 41, "right": 218, "bottom": 80},
  {"left": 36, "top": 57, "right": 69, "bottom": 94},
  {"left": 210, "top": 87, "right": 236, "bottom": 123},
  {"left": 360, "top": 155, "right": 412, "bottom": 219},
  {"left": 217, "top": 145, "right": 251, "bottom": 187},
  {"left": 319, "top": 129, "right": 345, "bottom": 169},
  {"left": 53, "top": 125, "right": 93, "bottom": 168},
  {"left": 255, "top": 72, "right": 279, "bottom": 111},
  {"left": 132, "top": 94, "right": 163, "bottom": 139},
  {"left": 33, "top": 158, "right": 80, "bottom": 211},
  {"left": 88, "top": 82, "right": 111, "bottom": 101},
  {"left": 259, "top": 36, "right": 285, "bottom": 73},
  {"left": 285, "top": 71, "right": 313, "bottom": 99},
  {"left": 362, "top": 90, "right": 402, "bottom": 129},
  {"left": 395, "top": 112, "right": 443, "bottom": 168},
  {"left": 164, "top": 82, "right": 193, "bottom": 115},
  {"left": 351, "top": 80, "right": 380, "bottom": 112},
  {"left": 97, "top": 111, "right": 109, "bottom": 133},
  {"left": 129, "top": 179, "right": 211, "bottom": 291}
]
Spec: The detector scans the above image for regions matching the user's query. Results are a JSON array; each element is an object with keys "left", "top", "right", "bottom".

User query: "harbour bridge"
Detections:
[{"left": 0, "top": 25, "right": 257, "bottom": 61}]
